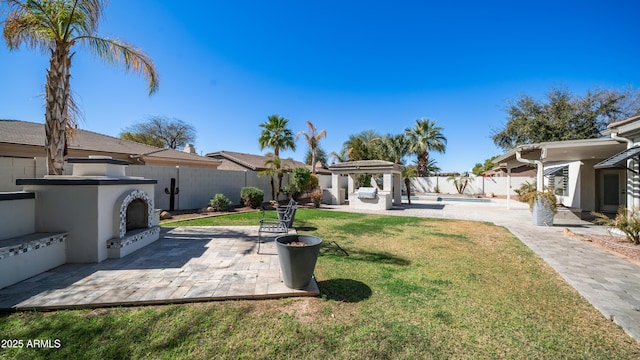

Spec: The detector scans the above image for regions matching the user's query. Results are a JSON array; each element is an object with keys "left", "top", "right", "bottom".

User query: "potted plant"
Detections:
[
  {"left": 516, "top": 182, "right": 558, "bottom": 226},
  {"left": 310, "top": 190, "right": 323, "bottom": 208},
  {"left": 275, "top": 234, "right": 323, "bottom": 289}
]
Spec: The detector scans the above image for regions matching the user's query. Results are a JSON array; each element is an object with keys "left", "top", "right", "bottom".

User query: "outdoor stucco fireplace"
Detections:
[{"left": 17, "top": 157, "right": 160, "bottom": 263}]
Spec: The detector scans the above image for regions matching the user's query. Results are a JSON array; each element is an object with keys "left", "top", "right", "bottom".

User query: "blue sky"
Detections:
[{"left": 1, "top": 0, "right": 639, "bottom": 172}]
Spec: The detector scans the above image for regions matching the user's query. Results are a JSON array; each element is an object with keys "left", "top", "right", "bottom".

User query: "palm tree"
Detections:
[
  {"left": 380, "top": 134, "right": 410, "bottom": 164},
  {"left": 258, "top": 154, "right": 282, "bottom": 201},
  {"left": 296, "top": 120, "right": 326, "bottom": 174},
  {"left": 405, "top": 118, "right": 447, "bottom": 177},
  {"left": 342, "top": 130, "right": 382, "bottom": 161},
  {"left": 258, "top": 114, "right": 296, "bottom": 158},
  {"left": 258, "top": 114, "right": 295, "bottom": 195},
  {"left": 329, "top": 149, "right": 348, "bottom": 164},
  {"left": 3, "top": 0, "right": 159, "bottom": 175},
  {"left": 304, "top": 147, "right": 327, "bottom": 169},
  {"left": 402, "top": 165, "right": 418, "bottom": 205},
  {"left": 424, "top": 157, "right": 442, "bottom": 175}
]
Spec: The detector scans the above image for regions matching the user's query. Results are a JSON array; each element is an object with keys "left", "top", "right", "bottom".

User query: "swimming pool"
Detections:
[{"left": 436, "top": 197, "right": 492, "bottom": 203}]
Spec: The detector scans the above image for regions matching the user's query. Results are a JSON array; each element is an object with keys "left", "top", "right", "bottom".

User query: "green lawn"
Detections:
[{"left": 2, "top": 209, "right": 639, "bottom": 359}]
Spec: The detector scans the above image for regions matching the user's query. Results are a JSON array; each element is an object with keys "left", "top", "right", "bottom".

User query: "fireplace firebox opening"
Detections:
[{"left": 126, "top": 198, "right": 148, "bottom": 232}]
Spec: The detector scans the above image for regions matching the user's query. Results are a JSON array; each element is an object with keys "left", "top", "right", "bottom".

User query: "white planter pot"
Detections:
[{"left": 532, "top": 197, "right": 554, "bottom": 226}]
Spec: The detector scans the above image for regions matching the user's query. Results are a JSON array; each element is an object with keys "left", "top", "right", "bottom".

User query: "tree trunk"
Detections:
[
  {"left": 277, "top": 173, "right": 283, "bottom": 200},
  {"left": 45, "top": 45, "right": 72, "bottom": 175},
  {"left": 417, "top": 152, "right": 428, "bottom": 177},
  {"left": 404, "top": 178, "right": 412, "bottom": 205},
  {"left": 269, "top": 176, "right": 275, "bottom": 201}
]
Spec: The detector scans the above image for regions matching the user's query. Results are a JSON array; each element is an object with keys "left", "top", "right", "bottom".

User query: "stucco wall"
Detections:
[
  {"left": 127, "top": 165, "right": 290, "bottom": 210},
  {"left": 0, "top": 196, "right": 35, "bottom": 240},
  {"left": 410, "top": 176, "right": 535, "bottom": 196}
]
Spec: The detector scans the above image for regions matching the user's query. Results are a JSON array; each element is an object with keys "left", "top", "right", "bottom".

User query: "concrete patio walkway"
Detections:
[{"left": 0, "top": 226, "right": 318, "bottom": 311}]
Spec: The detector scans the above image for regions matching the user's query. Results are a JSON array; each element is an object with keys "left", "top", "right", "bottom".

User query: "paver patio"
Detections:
[{"left": 0, "top": 226, "right": 318, "bottom": 310}]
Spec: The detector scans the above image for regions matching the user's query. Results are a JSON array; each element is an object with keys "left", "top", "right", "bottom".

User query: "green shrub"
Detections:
[
  {"left": 594, "top": 207, "right": 640, "bottom": 245},
  {"left": 240, "top": 187, "right": 264, "bottom": 208},
  {"left": 209, "top": 193, "right": 232, "bottom": 212},
  {"left": 284, "top": 167, "right": 312, "bottom": 200},
  {"left": 308, "top": 173, "right": 319, "bottom": 191}
]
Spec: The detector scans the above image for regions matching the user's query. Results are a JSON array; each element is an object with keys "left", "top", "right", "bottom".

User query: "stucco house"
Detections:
[
  {"left": 0, "top": 119, "right": 222, "bottom": 195},
  {"left": 596, "top": 114, "right": 640, "bottom": 212},
  {"left": 0, "top": 119, "right": 222, "bottom": 168},
  {"left": 493, "top": 137, "right": 626, "bottom": 217}
]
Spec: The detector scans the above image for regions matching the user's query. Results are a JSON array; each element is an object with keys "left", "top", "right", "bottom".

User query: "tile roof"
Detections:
[
  {"left": 0, "top": 119, "right": 220, "bottom": 166},
  {"left": 206, "top": 150, "right": 303, "bottom": 170}
]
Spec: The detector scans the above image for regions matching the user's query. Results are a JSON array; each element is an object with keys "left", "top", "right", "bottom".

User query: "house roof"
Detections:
[
  {"left": 0, "top": 119, "right": 221, "bottom": 168},
  {"left": 206, "top": 150, "right": 329, "bottom": 174},
  {"left": 493, "top": 137, "right": 626, "bottom": 166},
  {"left": 603, "top": 115, "right": 640, "bottom": 138}
]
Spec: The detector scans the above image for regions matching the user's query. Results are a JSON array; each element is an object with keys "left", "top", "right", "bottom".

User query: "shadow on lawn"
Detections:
[
  {"left": 321, "top": 243, "right": 410, "bottom": 266},
  {"left": 317, "top": 279, "right": 372, "bottom": 302}
]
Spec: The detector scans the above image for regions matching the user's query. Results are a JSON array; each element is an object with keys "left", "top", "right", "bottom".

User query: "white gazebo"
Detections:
[{"left": 328, "top": 160, "right": 404, "bottom": 210}]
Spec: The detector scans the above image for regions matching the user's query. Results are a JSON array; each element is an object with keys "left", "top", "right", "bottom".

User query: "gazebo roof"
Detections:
[{"left": 328, "top": 160, "right": 404, "bottom": 174}]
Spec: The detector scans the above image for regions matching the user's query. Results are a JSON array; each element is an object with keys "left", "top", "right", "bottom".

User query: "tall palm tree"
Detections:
[
  {"left": 258, "top": 114, "right": 295, "bottom": 195},
  {"left": 296, "top": 120, "right": 326, "bottom": 174},
  {"left": 405, "top": 118, "right": 447, "bottom": 177},
  {"left": 3, "top": 0, "right": 159, "bottom": 175},
  {"left": 258, "top": 114, "right": 296, "bottom": 158}
]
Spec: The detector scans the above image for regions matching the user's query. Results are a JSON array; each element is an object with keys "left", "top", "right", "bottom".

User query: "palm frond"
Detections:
[{"left": 82, "top": 36, "right": 159, "bottom": 94}]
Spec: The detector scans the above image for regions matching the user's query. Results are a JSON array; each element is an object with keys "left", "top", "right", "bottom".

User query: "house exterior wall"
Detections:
[
  {"left": 210, "top": 158, "right": 253, "bottom": 171},
  {"left": 580, "top": 160, "right": 597, "bottom": 212}
]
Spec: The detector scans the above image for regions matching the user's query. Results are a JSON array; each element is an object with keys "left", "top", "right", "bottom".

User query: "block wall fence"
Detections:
[{"left": 0, "top": 157, "right": 534, "bottom": 210}]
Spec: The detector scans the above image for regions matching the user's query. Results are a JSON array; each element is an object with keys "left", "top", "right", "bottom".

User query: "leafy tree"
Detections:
[
  {"left": 296, "top": 120, "right": 326, "bottom": 174},
  {"left": 120, "top": 116, "right": 196, "bottom": 149},
  {"left": 472, "top": 156, "right": 498, "bottom": 176},
  {"left": 405, "top": 118, "right": 447, "bottom": 177},
  {"left": 492, "top": 87, "right": 640, "bottom": 151},
  {"left": 342, "top": 130, "right": 382, "bottom": 161},
  {"left": 284, "top": 167, "right": 311, "bottom": 200},
  {"left": 2, "top": 0, "right": 158, "bottom": 174}
]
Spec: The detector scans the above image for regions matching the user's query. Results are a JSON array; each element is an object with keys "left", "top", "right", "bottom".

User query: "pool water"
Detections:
[{"left": 436, "top": 197, "right": 492, "bottom": 203}]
